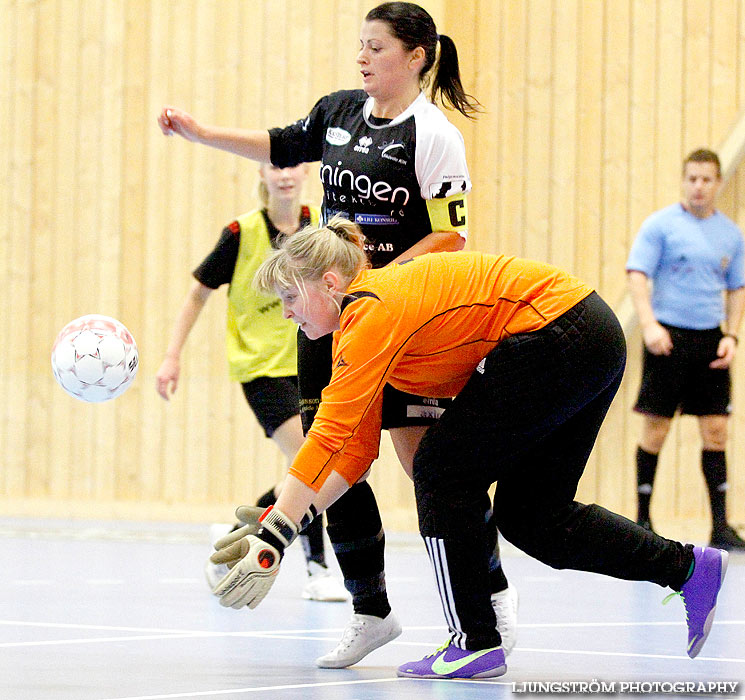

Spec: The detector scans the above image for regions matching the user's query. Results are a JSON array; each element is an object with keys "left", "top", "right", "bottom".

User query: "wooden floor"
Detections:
[{"left": 1, "top": 517, "right": 743, "bottom": 700}]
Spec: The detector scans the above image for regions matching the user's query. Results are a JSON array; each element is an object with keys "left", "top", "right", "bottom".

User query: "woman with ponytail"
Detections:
[{"left": 157, "top": 2, "right": 517, "bottom": 668}]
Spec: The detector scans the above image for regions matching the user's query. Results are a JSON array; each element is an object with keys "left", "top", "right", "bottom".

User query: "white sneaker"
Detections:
[
  {"left": 204, "top": 523, "right": 234, "bottom": 591},
  {"left": 204, "top": 560, "right": 229, "bottom": 590},
  {"left": 302, "top": 561, "right": 349, "bottom": 602},
  {"left": 491, "top": 582, "right": 519, "bottom": 655},
  {"left": 316, "top": 611, "right": 402, "bottom": 668}
]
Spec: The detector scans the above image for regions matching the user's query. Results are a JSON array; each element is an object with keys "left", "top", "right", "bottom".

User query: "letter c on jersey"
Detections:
[{"left": 448, "top": 199, "right": 466, "bottom": 227}]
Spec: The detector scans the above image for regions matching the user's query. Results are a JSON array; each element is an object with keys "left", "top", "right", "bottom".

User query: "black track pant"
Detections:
[{"left": 414, "top": 292, "right": 693, "bottom": 650}]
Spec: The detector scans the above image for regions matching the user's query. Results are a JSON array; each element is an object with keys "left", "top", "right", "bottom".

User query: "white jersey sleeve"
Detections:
[{"left": 413, "top": 104, "right": 472, "bottom": 202}]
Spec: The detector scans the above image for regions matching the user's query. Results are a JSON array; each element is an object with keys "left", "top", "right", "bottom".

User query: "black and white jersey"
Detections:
[{"left": 269, "top": 89, "right": 471, "bottom": 268}]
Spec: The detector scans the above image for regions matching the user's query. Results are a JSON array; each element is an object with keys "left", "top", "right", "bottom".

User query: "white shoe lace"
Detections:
[
  {"left": 334, "top": 617, "right": 367, "bottom": 652},
  {"left": 317, "top": 613, "right": 401, "bottom": 667}
]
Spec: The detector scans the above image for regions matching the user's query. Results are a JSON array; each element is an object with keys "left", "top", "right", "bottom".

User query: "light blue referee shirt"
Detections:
[{"left": 626, "top": 203, "right": 745, "bottom": 329}]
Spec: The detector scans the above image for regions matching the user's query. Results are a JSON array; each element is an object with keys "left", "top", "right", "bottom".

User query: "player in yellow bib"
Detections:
[{"left": 156, "top": 163, "right": 347, "bottom": 603}]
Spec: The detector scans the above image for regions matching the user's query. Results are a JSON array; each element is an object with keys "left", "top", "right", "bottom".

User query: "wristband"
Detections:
[
  {"left": 724, "top": 333, "right": 739, "bottom": 345},
  {"left": 258, "top": 505, "right": 299, "bottom": 550}
]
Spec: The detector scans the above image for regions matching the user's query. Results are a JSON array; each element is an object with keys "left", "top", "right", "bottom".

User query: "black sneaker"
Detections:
[
  {"left": 710, "top": 524, "right": 745, "bottom": 551},
  {"left": 637, "top": 517, "right": 655, "bottom": 534}
]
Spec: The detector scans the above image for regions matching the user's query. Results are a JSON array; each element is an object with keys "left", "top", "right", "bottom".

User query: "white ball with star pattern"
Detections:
[{"left": 51, "top": 314, "right": 139, "bottom": 402}]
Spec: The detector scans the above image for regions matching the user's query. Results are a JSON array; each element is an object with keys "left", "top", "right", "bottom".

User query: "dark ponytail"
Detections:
[
  {"left": 432, "top": 33, "right": 481, "bottom": 118},
  {"left": 366, "top": 2, "right": 481, "bottom": 119}
]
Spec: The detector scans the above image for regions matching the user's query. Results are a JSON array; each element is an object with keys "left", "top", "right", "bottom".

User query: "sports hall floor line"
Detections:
[
  {"left": 97, "top": 676, "right": 510, "bottom": 700},
  {"left": 3, "top": 616, "right": 745, "bottom": 666}
]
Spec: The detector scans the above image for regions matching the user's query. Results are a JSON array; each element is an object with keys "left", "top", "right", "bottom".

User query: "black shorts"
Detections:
[
  {"left": 296, "top": 329, "right": 452, "bottom": 435},
  {"left": 380, "top": 383, "right": 452, "bottom": 429},
  {"left": 634, "top": 325, "right": 731, "bottom": 418},
  {"left": 241, "top": 375, "right": 299, "bottom": 438}
]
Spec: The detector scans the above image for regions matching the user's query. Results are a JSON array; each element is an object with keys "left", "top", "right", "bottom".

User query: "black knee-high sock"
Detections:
[
  {"left": 300, "top": 517, "right": 326, "bottom": 566},
  {"left": 325, "top": 481, "right": 390, "bottom": 619},
  {"left": 636, "top": 446, "right": 659, "bottom": 522},
  {"left": 256, "top": 486, "right": 326, "bottom": 567},
  {"left": 701, "top": 450, "right": 728, "bottom": 528}
]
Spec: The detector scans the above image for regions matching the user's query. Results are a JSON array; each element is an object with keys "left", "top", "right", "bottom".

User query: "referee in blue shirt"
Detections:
[{"left": 627, "top": 148, "right": 745, "bottom": 550}]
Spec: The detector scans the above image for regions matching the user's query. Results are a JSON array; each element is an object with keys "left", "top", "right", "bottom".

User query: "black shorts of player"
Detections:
[
  {"left": 634, "top": 324, "right": 731, "bottom": 418},
  {"left": 296, "top": 329, "right": 452, "bottom": 434},
  {"left": 241, "top": 375, "right": 300, "bottom": 438},
  {"left": 379, "top": 384, "right": 452, "bottom": 429}
]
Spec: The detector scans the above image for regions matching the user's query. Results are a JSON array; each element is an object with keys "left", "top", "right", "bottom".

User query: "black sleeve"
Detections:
[
  {"left": 192, "top": 223, "right": 240, "bottom": 289},
  {"left": 269, "top": 94, "right": 328, "bottom": 167}
]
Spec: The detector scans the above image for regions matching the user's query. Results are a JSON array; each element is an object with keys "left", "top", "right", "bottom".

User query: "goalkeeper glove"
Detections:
[
  {"left": 210, "top": 504, "right": 318, "bottom": 569},
  {"left": 209, "top": 506, "right": 265, "bottom": 569},
  {"left": 211, "top": 505, "right": 313, "bottom": 609}
]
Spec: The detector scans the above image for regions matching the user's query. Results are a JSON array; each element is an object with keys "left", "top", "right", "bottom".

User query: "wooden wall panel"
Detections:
[
  {"left": 494, "top": 0, "right": 527, "bottom": 258},
  {"left": 4, "top": 0, "right": 745, "bottom": 537},
  {"left": 117, "top": 0, "right": 149, "bottom": 503},
  {"left": 574, "top": 0, "right": 603, "bottom": 291},
  {"left": 0, "top": 0, "right": 12, "bottom": 500},
  {"left": 549, "top": 0, "right": 578, "bottom": 274},
  {"left": 139, "top": 0, "right": 170, "bottom": 507},
  {"left": 463, "top": 0, "right": 499, "bottom": 256},
  {"left": 523, "top": 0, "right": 552, "bottom": 263},
  {"left": 7, "top": 0, "right": 34, "bottom": 500},
  {"left": 28, "top": 0, "right": 56, "bottom": 498},
  {"left": 595, "top": 1, "right": 631, "bottom": 510},
  {"left": 49, "top": 2, "right": 77, "bottom": 501}
]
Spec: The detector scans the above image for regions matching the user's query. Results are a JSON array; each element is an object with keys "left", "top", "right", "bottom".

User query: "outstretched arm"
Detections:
[
  {"left": 157, "top": 106, "right": 271, "bottom": 162},
  {"left": 210, "top": 470, "right": 352, "bottom": 609}
]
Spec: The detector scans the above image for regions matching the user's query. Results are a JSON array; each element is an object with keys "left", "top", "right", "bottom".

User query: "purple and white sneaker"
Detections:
[
  {"left": 665, "top": 545, "right": 729, "bottom": 658},
  {"left": 397, "top": 642, "right": 506, "bottom": 679}
]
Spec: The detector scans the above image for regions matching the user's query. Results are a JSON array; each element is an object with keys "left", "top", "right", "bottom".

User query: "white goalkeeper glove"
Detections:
[
  {"left": 212, "top": 533, "right": 282, "bottom": 609},
  {"left": 210, "top": 505, "right": 314, "bottom": 609},
  {"left": 210, "top": 506, "right": 265, "bottom": 569}
]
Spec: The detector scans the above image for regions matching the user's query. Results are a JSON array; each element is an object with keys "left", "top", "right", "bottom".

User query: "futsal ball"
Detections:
[{"left": 51, "top": 314, "right": 139, "bottom": 403}]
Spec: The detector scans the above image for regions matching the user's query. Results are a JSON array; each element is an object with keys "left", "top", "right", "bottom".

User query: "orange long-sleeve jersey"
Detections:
[{"left": 290, "top": 251, "right": 594, "bottom": 490}]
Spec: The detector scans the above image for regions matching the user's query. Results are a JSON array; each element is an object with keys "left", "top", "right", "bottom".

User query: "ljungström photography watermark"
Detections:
[{"left": 511, "top": 680, "right": 740, "bottom": 696}]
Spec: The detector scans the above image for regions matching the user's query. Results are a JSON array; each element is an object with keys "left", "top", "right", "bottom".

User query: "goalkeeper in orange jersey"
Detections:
[{"left": 210, "top": 216, "right": 728, "bottom": 680}]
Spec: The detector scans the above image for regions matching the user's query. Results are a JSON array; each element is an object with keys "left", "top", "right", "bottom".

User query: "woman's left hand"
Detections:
[{"left": 211, "top": 532, "right": 283, "bottom": 609}]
